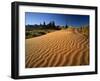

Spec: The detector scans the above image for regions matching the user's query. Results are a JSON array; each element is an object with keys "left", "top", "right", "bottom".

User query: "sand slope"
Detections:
[{"left": 25, "top": 29, "right": 89, "bottom": 68}]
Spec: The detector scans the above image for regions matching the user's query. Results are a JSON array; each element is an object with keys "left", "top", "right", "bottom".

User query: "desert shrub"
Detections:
[
  {"left": 38, "top": 31, "right": 46, "bottom": 35},
  {"left": 32, "top": 31, "right": 46, "bottom": 37},
  {"left": 65, "top": 26, "right": 89, "bottom": 38},
  {"left": 26, "top": 32, "right": 31, "bottom": 36},
  {"left": 81, "top": 27, "right": 89, "bottom": 38},
  {"left": 26, "top": 28, "right": 62, "bottom": 39},
  {"left": 26, "top": 32, "right": 33, "bottom": 39},
  {"left": 26, "top": 30, "right": 47, "bottom": 39},
  {"left": 32, "top": 32, "right": 41, "bottom": 37}
]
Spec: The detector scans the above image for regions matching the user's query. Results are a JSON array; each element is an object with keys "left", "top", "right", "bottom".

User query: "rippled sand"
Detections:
[{"left": 25, "top": 29, "right": 89, "bottom": 68}]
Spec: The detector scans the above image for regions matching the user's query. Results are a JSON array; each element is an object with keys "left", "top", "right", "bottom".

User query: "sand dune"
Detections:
[{"left": 25, "top": 29, "right": 89, "bottom": 68}]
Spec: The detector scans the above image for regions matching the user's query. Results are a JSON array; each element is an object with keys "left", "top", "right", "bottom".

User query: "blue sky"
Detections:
[{"left": 25, "top": 12, "right": 89, "bottom": 27}]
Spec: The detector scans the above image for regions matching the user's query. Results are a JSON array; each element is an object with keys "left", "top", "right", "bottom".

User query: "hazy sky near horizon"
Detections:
[{"left": 25, "top": 12, "right": 89, "bottom": 27}]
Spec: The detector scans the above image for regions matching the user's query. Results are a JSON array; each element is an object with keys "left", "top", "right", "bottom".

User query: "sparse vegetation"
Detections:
[
  {"left": 26, "top": 21, "right": 89, "bottom": 39},
  {"left": 80, "top": 26, "right": 89, "bottom": 38},
  {"left": 26, "top": 21, "right": 69, "bottom": 39},
  {"left": 66, "top": 25, "right": 89, "bottom": 38},
  {"left": 25, "top": 29, "right": 59, "bottom": 39}
]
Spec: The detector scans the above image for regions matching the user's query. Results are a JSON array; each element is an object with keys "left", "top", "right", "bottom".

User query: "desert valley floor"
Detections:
[{"left": 25, "top": 29, "right": 89, "bottom": 68}]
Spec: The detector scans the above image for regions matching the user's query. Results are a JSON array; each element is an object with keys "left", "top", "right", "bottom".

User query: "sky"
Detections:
[{"left": 25, "top": 12, "right": 89, "bottom": 27}]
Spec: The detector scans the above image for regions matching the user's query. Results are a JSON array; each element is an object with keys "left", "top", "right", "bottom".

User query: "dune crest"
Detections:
[{"left": 25, "top": 29, "right": 89, "bottom": 68}]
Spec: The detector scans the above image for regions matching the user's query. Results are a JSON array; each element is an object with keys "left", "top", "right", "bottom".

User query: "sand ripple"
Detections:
[{"left": 25, "top": 29, "right": 89, "bottom": 68}]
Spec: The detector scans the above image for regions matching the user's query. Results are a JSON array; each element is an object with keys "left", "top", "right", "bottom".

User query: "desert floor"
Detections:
[{"left": 25, "top": 29, "right": 89, "bottom": 68}]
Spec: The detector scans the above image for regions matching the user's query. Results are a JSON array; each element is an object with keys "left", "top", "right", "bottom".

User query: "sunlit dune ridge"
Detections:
[{"left": 25, "top": 29, "right": 89, "bottom": 68}]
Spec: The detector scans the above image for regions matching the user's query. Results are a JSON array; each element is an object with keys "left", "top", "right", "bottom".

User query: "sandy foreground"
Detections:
[{"left": 25, "top": 29, "right": 89, "bottom": 68}]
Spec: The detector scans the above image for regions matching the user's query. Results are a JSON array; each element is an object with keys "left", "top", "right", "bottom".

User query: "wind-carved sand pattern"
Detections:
[{"left": 25, "top": 29, "right": 89, "bottom": 68}]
